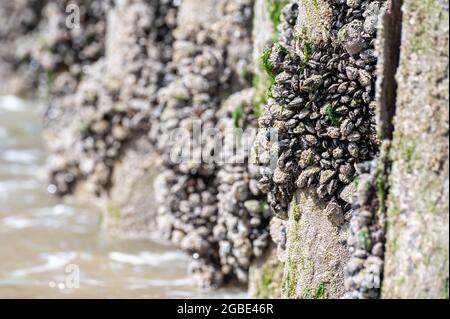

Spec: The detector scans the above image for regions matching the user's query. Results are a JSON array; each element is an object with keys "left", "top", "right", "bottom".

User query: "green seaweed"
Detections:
[
  {"left": 325, "top": 104, "right": 340, "bottom": 126},
  {"left": 312, "top": 0, "right": 320, "bottom": 12},
  {"left": 283, "top": 197, "right": 314, "bottom": 299},
  {"left": 106, "top": 201, "right": 122, "bottom": 220},
  {"left": 285, "top": 255, "right": 298, "bottom": 298},
  {"left": 261, "top": 47, "right": 274, "bottom": 80},
  {"left": 253, "top": 101, "right": 263, "bottom": 119},
  {"left": 315, "top": 282, "right": 327, "bottom": 299},
  {"left": 46, "top": 69, "right": 56, "bottom": 92},
  {"left": 260, "top": 267, "right": 275, "bottom": 296},
  {"left": 300, "top": 282, "right": 327, "bottom": 299},
  {"left": 357, "top": 229, "right": 372, "bottom": 251},
  {"left": 399, "top": 141, "right": 417, "bottom": 172},
  {"left": 79, "top": 120, "right": 91, "bottom": 133},
  {"left": 292, "top": 200, "right": 301, "bottom": 222},
  {"left": 255, "top": 261, "right": 284, "bottom": 298},
  {"left": 386, "top": 197, "right": 400, "bottom": 255},
  {"left": 268, "top": 0, "right": 289, "bottom": 30},
  {"left": 377, "top": 174, "right": 386, "bottom": 211},
  {"left": 266, "top": 77, "right": 275, "bottom": 99},
  {"left": 259, "top": 46, "right": 277, "bottom": 102},
  {"left": 232, "top": 103, "right": 244, "bottom": 129},
  {"left": 259, "top": 201, "right": 269, "bottom": 213},
  {"left": 303, "top": 41, "right": 313, "bottom": 63},
  {"left": 277, "top": 43, "right": 288, "bottom": 54},
  {"left": 284, "top": 218, "right": 301, "bottom": 298},
  {"left": 404, "top": 144, "right": 416, "bottom": 163},
  {"left": 409, "top": 0, "right": 437, "bottom": 52},
  {"left": 300, "top": 26, "right": 314, "bottom": 63},
  {"left": 252, "top": 73, "right": 261, "bottom": 89},
  {"left": 353, "top": 175, "right": 360, "bottom": 188}
]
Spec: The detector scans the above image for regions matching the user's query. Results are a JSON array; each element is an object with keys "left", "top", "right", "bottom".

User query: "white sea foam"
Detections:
[
  {"left": 109, "top": 251, "right": 187, "bottom": 266},
  {"left": 33, "top": 204, "right": 74, "bottom": 217},
  {"left": 126, "top": 277, "right": 193, "bottom": 289},
  {"left": 0, "top": 95, "right": 30, "bottom": 112},
  {"left": 0, "top": 180, "right": 39, "bottom": 192},
  {"left": 2, "top": 216, "right": 34, "bottom": 229},
  {"left": 1, "top": 149, "right": 41, "bottom": 164},
  {"left": 11, "top": 252, "right": 78, "bottom": 277}
]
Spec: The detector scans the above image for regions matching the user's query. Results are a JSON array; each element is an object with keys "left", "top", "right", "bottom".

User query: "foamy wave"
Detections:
[
  {"left": 126, "top": 277, "right": 193, "bottom": 289},
  {"left": 0, "top": 180, "right": 39, "bottom": 193},
  {"left": 11, "top": 252, "right": 78, "bottom": 277},
  {"left": 1, "top": 149, "right": 41, "bottom": 164},
  {"left": 2, "top": 216, "right": 34, "bottom": 229},
  {"left": 0, "top": 96, "right": 30, "bottom": 112},
  {"left": 109, "top": 251, "right": 187, "bottom": 266}
]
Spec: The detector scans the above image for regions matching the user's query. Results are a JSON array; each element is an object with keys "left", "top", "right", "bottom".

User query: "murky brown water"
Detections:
[{"left": 0, "top": 96, "right": 246, "bottom": 298}]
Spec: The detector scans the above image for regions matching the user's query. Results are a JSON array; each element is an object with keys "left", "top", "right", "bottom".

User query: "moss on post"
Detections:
[
  {"left": 382, "top": 0, "right": 449, "bottom": 298},
  {"left": 281, "top": 190, "right": 349, "bottom": 299}
]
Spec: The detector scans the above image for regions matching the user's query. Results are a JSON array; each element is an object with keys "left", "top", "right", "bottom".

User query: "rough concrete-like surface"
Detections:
[
  {"left": 252, "top": 0, "right": 274, "bottom": 73},
  {"left": 95, "top": 0, "right": 170, "bottom": 239},
  {"left": 382, "top": 0, "right": 449, "bottom": 299},
  {"left": 247, "top": 1, "right": 285, "bottom": 297},
  {"left": 0, "top": 0, "right": 46, "bottom": 96},
  {"left": 177, "top": 0, "right": 225, "bottom": 25},
  {"left": 282, "top": 189, "right": 350, "bottom": 299},
  {"left": 102, "top": 137, "right": 161, "bottom": 240},
  {"left": 248, "top": 244, "right": 284, "bottom": 299}
]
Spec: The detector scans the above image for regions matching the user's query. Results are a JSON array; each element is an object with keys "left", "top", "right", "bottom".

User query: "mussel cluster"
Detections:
[
  {"left": 154, "top": 0, "right": 270, "bottom": 287},
  {"left": 215, "top": 90, "right": 271, "bottom": 284},
  {"left": 33, "top": 0, "right": 106, "bottom": 77},
  {"left": 43, "top": 0, "right": 178, "bottom": 196},
  {"left": 343, "top": 159, "right": 386, "bottom": 299},
  {"left": 0, "top": 0, "right": 45, "bottom": 91},
  {"left": 256, "top": 0, "right": 381, "bottom": 220},
  {"left": 153, "top": 17, "right": 231, "bottom": 287},
  {"left": 28, "top": 0, "right": 107, "bottom": 195}
]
